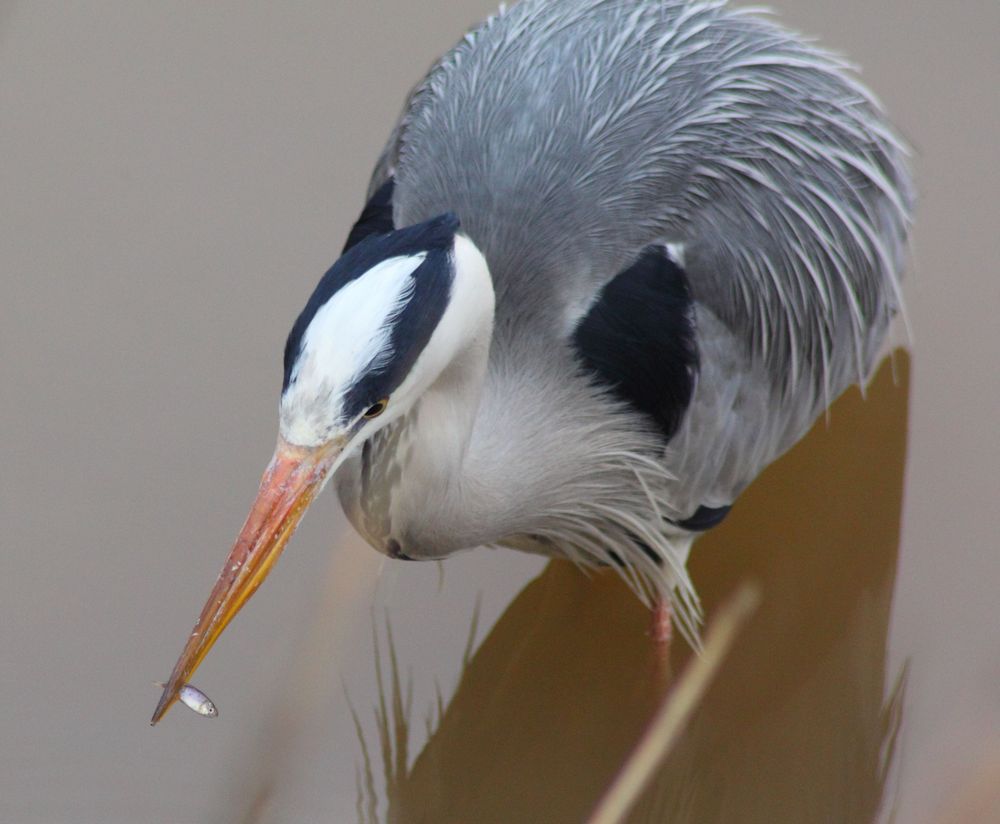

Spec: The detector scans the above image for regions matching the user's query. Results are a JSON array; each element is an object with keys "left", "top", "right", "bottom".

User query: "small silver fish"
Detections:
[{"left": 154, "top": 681, "right": 219, "bottom": 718}]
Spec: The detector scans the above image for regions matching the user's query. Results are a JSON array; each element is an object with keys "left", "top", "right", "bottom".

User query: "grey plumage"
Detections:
[{"left": 336, "top": 0, "right": 913, "bottom": 642}]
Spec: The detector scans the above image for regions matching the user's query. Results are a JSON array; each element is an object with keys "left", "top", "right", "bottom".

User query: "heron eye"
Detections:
[{"left": 363, "top": 399, "right": 389, "bottom": 419}]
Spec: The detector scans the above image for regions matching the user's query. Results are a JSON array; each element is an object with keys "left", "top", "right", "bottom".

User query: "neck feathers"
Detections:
[{"left": 364, "top": 340, "right": 702, "bottom": 642}]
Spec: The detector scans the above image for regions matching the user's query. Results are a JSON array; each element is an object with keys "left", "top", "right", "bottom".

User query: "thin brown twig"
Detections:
[{"left": 588, "top": 583, "right": 762, "bottom": 824}]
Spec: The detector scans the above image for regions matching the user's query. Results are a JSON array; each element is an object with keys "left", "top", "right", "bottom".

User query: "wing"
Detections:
[
  {"left": 573, "top": 244, "right": 741, "bottom": 529},
  {"left": 364, "top": 0, "right": 913, "bottom": 521},
  {"left": 571, "top": 243, "right": 787, "bottom": 524},
  {"left": 371, "top": 0, "right": 911, "bottom": 385}
]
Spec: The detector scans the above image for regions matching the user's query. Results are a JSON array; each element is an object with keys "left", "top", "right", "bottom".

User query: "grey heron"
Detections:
[{"left": 152, "top": 0, "right": 913, "bottom": 724}]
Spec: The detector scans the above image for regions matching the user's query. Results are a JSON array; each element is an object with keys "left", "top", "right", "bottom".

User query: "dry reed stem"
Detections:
[{"left": 588, "top": 582, "right": 762, "bottom": 824}]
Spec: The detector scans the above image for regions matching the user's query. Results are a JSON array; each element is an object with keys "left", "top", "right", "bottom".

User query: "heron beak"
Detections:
[{"left": 150, "top": 435, "right": 344, "bottom": 725}]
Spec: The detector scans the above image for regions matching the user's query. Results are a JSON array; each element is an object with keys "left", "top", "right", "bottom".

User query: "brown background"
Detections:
[{"left": 1, "top": 1, "right": 998, "bottom": 822}]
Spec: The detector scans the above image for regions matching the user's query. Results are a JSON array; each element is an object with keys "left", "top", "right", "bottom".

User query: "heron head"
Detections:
[
  {"left": 151, "top": 213, "right": 494, "bottom": 724},
  {"left": 278, "top": 212, "right": 491, "bottom": 446}
]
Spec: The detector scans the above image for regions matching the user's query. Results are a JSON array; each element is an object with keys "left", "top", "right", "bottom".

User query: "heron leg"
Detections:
[{"left": 649, "top": 596, "right": 672, "bottom": 649}]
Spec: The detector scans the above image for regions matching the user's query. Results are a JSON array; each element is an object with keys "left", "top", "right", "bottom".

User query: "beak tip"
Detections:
[
  {"left": 150, "top": 438, "right": 336, "bottom": 731},
  {"left": 150, "top": 688, "right": 174, "bottom": 726}
]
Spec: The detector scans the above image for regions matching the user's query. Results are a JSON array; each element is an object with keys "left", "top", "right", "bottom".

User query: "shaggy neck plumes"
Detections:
[{"left": 342, "top": 335, "right": 703, "bottom": 643}]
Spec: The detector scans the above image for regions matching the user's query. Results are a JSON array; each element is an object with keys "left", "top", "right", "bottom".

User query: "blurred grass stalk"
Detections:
[{"left": 588, "top": 583, "right": 762, "bottom": 824}]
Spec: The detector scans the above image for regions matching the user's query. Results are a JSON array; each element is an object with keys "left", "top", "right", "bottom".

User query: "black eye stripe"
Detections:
[
  {"left": 283, "top": 211, "right": 459, "bottom": 395},
  {"left": 338, "top": 247, "right": 454, "bottom": 422}
]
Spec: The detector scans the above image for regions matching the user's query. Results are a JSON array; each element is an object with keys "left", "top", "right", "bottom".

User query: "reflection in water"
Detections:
[{"left": 354, "top": 353, "right": 909, "bottom": 823}]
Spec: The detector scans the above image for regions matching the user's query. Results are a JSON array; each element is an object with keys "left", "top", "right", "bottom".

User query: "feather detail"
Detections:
[{"left": 344, "top": 0, "right": 914, "bottom": 644}]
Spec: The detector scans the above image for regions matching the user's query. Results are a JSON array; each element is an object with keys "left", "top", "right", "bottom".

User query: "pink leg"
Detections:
[{"left": 649, "top": 596, "right": 672, "bottom": 649}]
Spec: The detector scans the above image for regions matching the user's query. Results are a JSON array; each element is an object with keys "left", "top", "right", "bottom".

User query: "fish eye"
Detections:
[{"left": 363, "top": 399, "right": 389, "bottom": 419}]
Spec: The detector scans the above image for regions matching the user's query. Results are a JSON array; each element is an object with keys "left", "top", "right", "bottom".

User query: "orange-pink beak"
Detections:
[{"left": 150, "top": 436, "right": 343, "bottom": 725}]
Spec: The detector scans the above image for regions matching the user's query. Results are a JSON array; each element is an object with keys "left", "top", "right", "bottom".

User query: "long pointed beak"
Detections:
[{"left": 151, "top": 436, "right": 343, "bottom": 725}]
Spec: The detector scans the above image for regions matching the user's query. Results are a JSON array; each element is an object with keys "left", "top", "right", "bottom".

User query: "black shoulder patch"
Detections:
[
  {"left": 283, "top": 212, "right": 459, "bottom": 394},
  {"left": 673, "top": 504, "right": 731, "bottom": 532},
  {"left": 342, "top": 178, "right": 395, "bottom": 253},
  {"left": 572, "top": 245, "right": 698, "bottom": 443}
]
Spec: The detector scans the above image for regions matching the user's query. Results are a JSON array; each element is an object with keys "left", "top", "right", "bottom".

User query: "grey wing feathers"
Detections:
[
  {"left": 369, "top": 0, "right": 913, "bottom": 509},
  {"left": 663, "top": 304, "right": 819, "bottom": 514}
]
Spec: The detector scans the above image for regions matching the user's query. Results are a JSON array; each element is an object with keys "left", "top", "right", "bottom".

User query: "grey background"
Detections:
[{"left": 2, "top": 1, "right": 998, "bottom": 822}]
